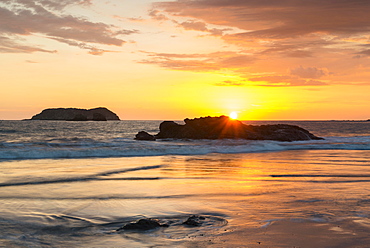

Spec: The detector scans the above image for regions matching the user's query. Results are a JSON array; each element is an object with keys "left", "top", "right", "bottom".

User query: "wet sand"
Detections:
[{"left": 1, "top": 150, "right": 370, "bottom": 247}]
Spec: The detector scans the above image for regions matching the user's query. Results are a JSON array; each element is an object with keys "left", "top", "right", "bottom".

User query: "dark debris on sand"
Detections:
[
  {"left": 183, "top": 215, "right": 206, "bottom": 227},
  {"left": 116, "top": 215, "right": 210, "bottom": 232},
  {"left": 116, "top": 218, "right": 169, "bottom": 231}
]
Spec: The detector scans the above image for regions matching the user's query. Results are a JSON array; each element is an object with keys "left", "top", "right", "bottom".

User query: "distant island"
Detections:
[
  {"left": 31, "top": 107, "right": 120, "bottom": 121},
  {"left": 135, "top": 116, "right": 323, "bottom": 142}
]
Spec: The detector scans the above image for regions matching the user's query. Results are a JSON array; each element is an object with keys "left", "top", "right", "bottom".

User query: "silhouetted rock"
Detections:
[
  {"left": 116, "top": 219, "right": 169, "bottom": 231},
  {"left": 183, "top": 215, "right": 206, "bottom": 227},
  {"left": 70, "top": 114, "right": 88, "bottom": 121},
  {"left": 31, "top": 107, "right": 120, "bottom": 121},
  {"left": 115, "top": 214, "right": 227, "bottom": 233},
  {"left": 135, "top": 131, "right": 156, "bottom": 141},
  {"left": 137, "top": 116, "right": 323, "bottom": 142},
  {"left": 92, "top": 113, "right": 107, "bottom": 121}
]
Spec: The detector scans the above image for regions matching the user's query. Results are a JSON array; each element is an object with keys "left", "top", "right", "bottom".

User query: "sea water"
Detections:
[{"left": 0, "top": 120, "right": 370, "bottom": 247}]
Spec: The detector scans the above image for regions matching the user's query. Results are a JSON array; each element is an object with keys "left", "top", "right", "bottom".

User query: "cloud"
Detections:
[
  {"left": 154, "top": 0, "right": 370, "bottom": 37},
  {"left": 148, "top": 0, "right": 370, "bottom": 88},
  {"left": 140, "top": 51, "right": 255, "bottom": 73},
  {"left": 255, "top": 39, "right": 336, "bottom": 58},
  {"left": 115, "top": 29, "right": 140, "bottom": 36},
  {"left": 0, "top": 0, "right": 132, "bottom": 54},
  {"left": 50, "top": 37, "right": 114, "bottom": 55},
  {"left": 249, "top": 75, "right": 328, "bottom": 87},
  {"left": 140, "top": 49, "right": 330, "bottom": 87},
  {"left": 177, "top": 20, "right": 208, "bottom": 32},
  {"left": 148, "top": 9, "right": 169, "bottom": 21},
  {"left": 25, "top": 0, "right": 93, "bottom": 11},
  {"left": 126, "top": 17, "right": 145, "bottom": 22},
  {"left": 214, "top": 80, "right": 244, "bottom": 86},
  {"left": 290, "top": 66, "right": 329, "bottom": 79},
  {"left": 0, "top": 35, "right": 56, "bottom": 53},
  {"left": 354, "top": 49, "right": 370, "bottom": 58},
  {"left": 140, "top": 50, "right": 331, "bottom": 87},
  {"left": 175, "top": 20, "right": 230, "bottom": 36},
  {"left": 148, "top": 6, "right": 231, "bottom": 36},
  {"left": 153, "top": 0, "right": 370, "bottom": 57}
]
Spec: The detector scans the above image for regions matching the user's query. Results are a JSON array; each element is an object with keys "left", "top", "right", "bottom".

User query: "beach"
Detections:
[
  {"left": 1, "top": 120, "right": 370, "bottom": 247},
  {"left": 3, "top": 0, "right": 370, "bottom": 246}
]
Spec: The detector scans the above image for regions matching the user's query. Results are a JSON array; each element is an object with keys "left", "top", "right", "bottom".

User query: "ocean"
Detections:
[{"left": 1, "top": 120, "right": 370, "bottom": 247}]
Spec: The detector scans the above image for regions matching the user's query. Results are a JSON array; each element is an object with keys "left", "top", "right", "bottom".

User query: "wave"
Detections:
[
  {"left": 0, "top": 165, "right": 164, "bottom": 187},
  {"left": 0, "top": 130, "right": 18, "bottom": 134},
  {"left": 0, "top": 136, "right": 369, "bottom": 161}
]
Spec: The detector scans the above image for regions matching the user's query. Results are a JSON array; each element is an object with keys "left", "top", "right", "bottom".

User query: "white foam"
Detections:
[{"left": 0, "top": 135, "right": 369, "bottom": 161}]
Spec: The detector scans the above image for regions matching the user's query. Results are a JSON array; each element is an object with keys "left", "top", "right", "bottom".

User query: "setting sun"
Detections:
[{"left": 229, "top": 111, "right": 238, "bottom": 120}]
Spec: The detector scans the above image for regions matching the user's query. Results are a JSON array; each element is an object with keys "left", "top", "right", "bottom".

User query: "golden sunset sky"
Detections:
[{"left": 1, "top": 0, "right": 370, "bottom": 120}]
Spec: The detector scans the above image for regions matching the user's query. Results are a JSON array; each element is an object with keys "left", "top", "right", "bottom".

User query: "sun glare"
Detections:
[{"left": 229, "top": 111, "right": 238, "bottom": 120}]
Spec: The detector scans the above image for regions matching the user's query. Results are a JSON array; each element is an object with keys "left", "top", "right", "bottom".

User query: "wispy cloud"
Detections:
[
  {"left": 354, "top": 48, "right": 370, "bottom": 58},
  {"left": 153, "top": 0, "right": 370, "bottom": 56},
  {"left": 175, "top": 20, "right": 231, "bottom": 36},
  {"left": 290, "top": 66, "right": 329, "bottom": 79},
  {"left": 154, "top": 0, "right": 370, "bottom": 36},
  {"left": 0, "top": 0, "right": 135, "bottom": 54},
  {"left": 140, "top": 51, "right": 255, "bottom": 73},
  {"left": 0, "top": 35, "right": 56, "bottom": 53},
  {"left": 214, "top": 80, "right": 244, "bottom": 86},
  {"left": 148, "top": 0, "right": 370, "bottom": 87},
  {"left": 148, "top": 9, "right": 169, "bottom": 21},
  {"left": 249, "top": 75, "right": 328, "bottom": 87}
]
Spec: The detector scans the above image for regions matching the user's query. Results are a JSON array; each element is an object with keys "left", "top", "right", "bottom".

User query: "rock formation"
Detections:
[
  {"left": 116, "top": 219, "right": 169, "bottom": 231},
  {"left": 135, "top": 131, "right": 156, "bottom": 141},
  {"left": 31, "top": 107, "right": 120, "bottom": 121},
  {"left": 135, "top": 116, "right": 323, "bottom": 142},
  {"left": 183, "top": 215, "right": 206, "bottom": 227},
  {"left": 116, "top": 215, "right": 219, "bottom": 232}
]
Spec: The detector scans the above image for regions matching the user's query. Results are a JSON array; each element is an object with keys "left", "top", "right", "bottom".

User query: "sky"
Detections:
[{"left": 1, "top": 0, "right": 370, "bottom": 120}]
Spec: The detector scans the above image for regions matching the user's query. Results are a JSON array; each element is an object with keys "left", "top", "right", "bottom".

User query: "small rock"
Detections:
[
  {"left": 135, "top": 131, "right": 156, "bottom": 141},
  {"left": 117, "top": 218, "right": 168, "bottom": 231},
  {"left": 183, "top": 215, "right": 205, "bottom": 227}
]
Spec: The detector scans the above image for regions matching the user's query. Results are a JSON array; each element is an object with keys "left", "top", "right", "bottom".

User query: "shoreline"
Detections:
[{"left": 1, "top": 133, "right": 370, "bottom": 247}]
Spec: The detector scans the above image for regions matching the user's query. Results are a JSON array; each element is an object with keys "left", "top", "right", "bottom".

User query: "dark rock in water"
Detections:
[
  {"left": 135, "top": 131, "right": 156, "bottom": 141},
  {"left": 117, "top": 218, "right": 169, "bottom": 231},
  {"left": 183, "top": 215, "right": 206, "bottom": 227},
  {"left": 31, "top": 107, "right": 120, "bottom": 121},
  {"left": 136, "top": 116, "right": 323, "bottom": 142},
  {"left": 70, "top": 114, "right": 88, "bottom": 121},
  {"left": 92, "top": 113, "right": 107, "bottom": 121},
  {"left": 158, "top": 121, "right": 184, "bottom": 138},
  {"left": 115, "top": 214, "right": 227, "bottom": 234}
]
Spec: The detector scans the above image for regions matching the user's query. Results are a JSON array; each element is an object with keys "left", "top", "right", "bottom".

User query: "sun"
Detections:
[{"left": 229, "top": 111, "right": 238, "bottom": 120}]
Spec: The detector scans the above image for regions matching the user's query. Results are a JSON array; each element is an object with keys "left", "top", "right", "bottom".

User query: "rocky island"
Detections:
[
  {"left": 135, "top": 116, "right": 323, "bottom": 142},
  {"left": 31, "top": 107, "right": 120, "bottom": 121}
]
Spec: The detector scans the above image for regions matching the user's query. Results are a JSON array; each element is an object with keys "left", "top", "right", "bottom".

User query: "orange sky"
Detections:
[{"left": 1, "top": 0, "right": 369, "bottom": 120}]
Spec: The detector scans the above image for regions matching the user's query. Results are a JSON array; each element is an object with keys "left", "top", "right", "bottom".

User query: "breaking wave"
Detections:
[{"left": 1, "top": 136, "right": 369, "bottom": 161}]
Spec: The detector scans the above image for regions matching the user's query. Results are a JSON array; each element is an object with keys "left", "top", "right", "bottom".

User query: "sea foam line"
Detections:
[
  {"left": 0, "top": 165, "right": 164, "bottom": 188},
  {"left": 0, "top": 136, "right": 369, "bottom": 161}
]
